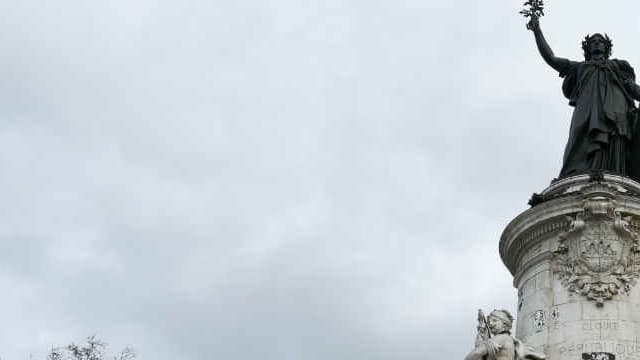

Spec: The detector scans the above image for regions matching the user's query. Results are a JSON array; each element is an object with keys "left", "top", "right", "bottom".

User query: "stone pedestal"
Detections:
[{"left": 500, "top": 174, "right": 640, "bottom": 360}]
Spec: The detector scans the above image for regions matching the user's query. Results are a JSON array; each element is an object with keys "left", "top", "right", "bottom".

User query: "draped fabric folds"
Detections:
[{"left": 557, "top": 58, "right": 638, "bottom": 178}]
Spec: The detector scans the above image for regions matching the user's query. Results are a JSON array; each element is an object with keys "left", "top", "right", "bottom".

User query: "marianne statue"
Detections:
[{"left": 527, "top": 14, "right": 640, "bottom": 180}]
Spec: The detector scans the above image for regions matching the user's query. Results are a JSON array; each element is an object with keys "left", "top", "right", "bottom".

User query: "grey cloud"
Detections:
[{"left": 2, "top": 0, "right": 639, "bottom": 359}]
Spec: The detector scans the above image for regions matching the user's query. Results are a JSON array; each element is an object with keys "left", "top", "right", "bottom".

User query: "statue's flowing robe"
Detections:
[
  {"left": 514, "top": 339, "right": 546, "bottom": 360},
  {"left": 483, "top": 338, "right": 545, "bottom": 360},
  {"left": 557, "top": 58, "right": 637, "bottom": 178}
]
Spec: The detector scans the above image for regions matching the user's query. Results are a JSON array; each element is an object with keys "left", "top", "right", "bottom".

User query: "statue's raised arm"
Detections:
[{"left": 528, "top": 16, "right": 571, "bottom": 73}]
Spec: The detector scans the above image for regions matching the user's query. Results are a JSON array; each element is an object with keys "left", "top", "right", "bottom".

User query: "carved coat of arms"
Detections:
[{"left": 553, "top": 194, "right": 640, "bottom": 305}]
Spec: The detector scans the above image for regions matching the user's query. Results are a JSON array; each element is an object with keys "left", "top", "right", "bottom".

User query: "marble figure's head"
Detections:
[{"left": 488, "top": 309, "right": 513, "bottom": 334}]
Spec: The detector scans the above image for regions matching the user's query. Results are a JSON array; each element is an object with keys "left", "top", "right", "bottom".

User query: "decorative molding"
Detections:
[
  {"left": 501, "top": 177, "right": 640, "bottom": 277},
  {"left": 504, "top": 219, "right": 569, "bottom": 272}
]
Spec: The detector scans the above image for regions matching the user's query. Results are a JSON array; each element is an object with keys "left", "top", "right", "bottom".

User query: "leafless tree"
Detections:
[{"left": 46, "top": 336, "right": 135, "bottom": 360}]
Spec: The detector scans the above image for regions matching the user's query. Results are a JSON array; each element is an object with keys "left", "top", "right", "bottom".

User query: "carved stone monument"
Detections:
[
  {"left": 467, "top": 3, "right": 640, "bottom": 360},
  {"left": 500, "top": 174, "right": 640, "bottom": 360}
]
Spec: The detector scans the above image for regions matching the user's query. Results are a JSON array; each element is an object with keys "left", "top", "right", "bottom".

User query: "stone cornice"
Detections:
[{"left": 501, "top": 176, "right": 640, "bottom": 276}]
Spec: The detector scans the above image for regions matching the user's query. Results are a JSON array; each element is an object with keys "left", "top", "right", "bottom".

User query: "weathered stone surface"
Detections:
[{"left": 500, "top": 175, "right": 640, "bottom": 359}]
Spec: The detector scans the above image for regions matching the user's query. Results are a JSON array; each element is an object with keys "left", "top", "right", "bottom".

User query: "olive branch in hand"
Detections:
[{"left": 520, "top": 0, "right": 544, "bottom": 29}]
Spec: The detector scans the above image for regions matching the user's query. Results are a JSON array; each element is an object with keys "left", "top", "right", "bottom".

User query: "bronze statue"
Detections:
[
  {"left": 464, "top": 310, "right": 545, "bottom": 360},
  {"left": 526, "top": 10, "right": 640, "bottom": 180}
]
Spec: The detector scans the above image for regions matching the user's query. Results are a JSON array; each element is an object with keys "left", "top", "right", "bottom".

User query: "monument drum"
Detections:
[{"left": 527, "top": 13, "right": 640, "bottom": 180}]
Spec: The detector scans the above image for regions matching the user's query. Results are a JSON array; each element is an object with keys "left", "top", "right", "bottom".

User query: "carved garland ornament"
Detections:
[{"left": 553, "top": 194, "right": 640, "bottom": 306}]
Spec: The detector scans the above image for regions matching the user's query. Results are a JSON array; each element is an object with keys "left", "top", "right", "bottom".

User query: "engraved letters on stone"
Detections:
[{"left": 553, "top": 193, "right": 640, "bottom": 305}]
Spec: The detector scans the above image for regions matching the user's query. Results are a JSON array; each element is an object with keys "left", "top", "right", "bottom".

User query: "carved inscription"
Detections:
[
  {"left": 582, "top": 320, "right": 619, "bottom": 332},
  {"left": 560, "top": 339, "right": 640, "bottom": 359}
]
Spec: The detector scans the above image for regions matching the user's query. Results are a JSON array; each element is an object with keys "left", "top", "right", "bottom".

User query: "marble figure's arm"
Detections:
[{"left": 464, "top": 344, "right": 488, "bottom": 360}]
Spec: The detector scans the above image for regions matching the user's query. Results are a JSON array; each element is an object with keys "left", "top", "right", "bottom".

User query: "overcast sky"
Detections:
[{"left": 3, "top": 0, "right": 640, "bottom": 359}]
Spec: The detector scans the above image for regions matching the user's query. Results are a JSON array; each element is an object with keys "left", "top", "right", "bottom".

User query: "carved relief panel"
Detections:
[{"left": 553, "top": 194, "right": 640, "bottom": 306}]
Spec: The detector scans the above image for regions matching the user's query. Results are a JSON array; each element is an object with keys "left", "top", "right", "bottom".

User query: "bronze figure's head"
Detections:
[{"left": 582, "top": 33, "right": 613, "bottom": 60}]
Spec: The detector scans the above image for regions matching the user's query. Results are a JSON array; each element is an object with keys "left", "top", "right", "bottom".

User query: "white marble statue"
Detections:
[{"left": 464, "top": 309, "right": 545, "bottom": 360}]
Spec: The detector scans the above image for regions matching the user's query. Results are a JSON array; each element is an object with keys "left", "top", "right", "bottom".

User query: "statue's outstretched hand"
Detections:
[{"left": 527, "top": 15, "right": 540, "bottom": 31}]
